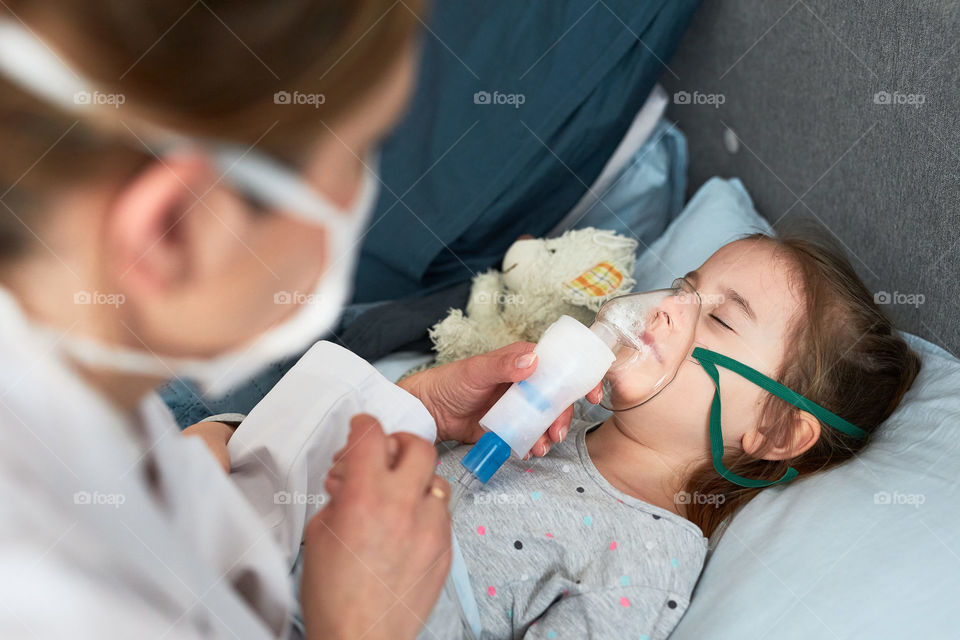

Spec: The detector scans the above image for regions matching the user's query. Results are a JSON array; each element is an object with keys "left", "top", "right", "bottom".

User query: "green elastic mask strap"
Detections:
[{"left": 691, "top": 347, "right": 867, "bottom": 489}]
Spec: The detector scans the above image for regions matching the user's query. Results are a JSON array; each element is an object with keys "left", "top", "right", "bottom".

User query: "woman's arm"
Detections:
[{"left": 182, "top": 419, "right": 237, "bottom": 473}]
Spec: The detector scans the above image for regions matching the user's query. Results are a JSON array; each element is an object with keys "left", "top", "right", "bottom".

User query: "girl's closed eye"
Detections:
[{"left": 710, "top": 313, "right": 734, "bottom": 332}]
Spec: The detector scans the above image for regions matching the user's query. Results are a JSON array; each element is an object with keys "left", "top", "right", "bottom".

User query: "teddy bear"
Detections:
[{"left": 428, "top": 227, "right": 638, "bottom": 364}]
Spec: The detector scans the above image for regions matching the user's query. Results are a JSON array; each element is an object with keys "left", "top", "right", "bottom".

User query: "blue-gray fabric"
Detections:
[
  {"left": 660, "top": 0, "right": 960, "bottom": 356},
  {"left": 569, "top": 119, "right": 688, "bottom": 252},
  {"left": 353, "top": 0, "right": 702, "bottom": 302}
]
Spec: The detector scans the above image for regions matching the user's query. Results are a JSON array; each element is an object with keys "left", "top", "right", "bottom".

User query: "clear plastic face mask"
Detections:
[
  {"left": 590, "top": 278, "right": 701, "bottom": 411},
  {"left": 592, "top": 279, "right": 869, "bottom": 488}
]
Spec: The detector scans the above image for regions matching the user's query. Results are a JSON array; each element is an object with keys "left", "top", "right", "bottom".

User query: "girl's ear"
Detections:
[{"left": 742, "top": 410, "right": 821, "bottom": 461}]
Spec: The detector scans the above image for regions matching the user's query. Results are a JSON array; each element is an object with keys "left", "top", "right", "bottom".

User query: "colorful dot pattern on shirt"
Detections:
[{"left": 443, "top": 430, "right": 703, "bottom": 640}]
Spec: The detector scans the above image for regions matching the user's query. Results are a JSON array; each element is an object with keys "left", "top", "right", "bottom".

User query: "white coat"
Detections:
[{"left": 0, "top": 288, "right": 436, "bottom": 639}]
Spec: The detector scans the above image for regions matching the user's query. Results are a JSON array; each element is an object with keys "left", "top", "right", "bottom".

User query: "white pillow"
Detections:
[
  {"left": 645, "top": 178, "right": 960, "bottom": 639},
  {"left": 631, "top": 177, "right": 772, "bottom": 289}
]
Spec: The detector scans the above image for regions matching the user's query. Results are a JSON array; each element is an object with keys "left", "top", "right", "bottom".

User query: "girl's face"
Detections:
[{"left": 610, "top": 238, "right": 805, "bottom": 462}]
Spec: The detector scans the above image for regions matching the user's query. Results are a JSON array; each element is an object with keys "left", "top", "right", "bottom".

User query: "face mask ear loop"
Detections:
[{"left": 696, "top": 354, "right": 799, "bottom": 488}]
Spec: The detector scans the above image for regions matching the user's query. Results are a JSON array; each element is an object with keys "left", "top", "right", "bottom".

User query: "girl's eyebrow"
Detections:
[
  {"left": 684, "top": 269, "right": 757, "bottom": 323},
  {"left": 725, "top": 288, "right": 757, "bottom": 323}
]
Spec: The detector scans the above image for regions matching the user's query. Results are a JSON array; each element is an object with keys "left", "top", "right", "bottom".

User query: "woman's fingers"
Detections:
[
  {"left": 324, "top": 472, "right": 343, "bottom": 497},
  {"left": 390, "top": 432, "right": 440, "bottom": 501},
  {"left": 340, "top": 414, "right": 389, "bottom": 483},
  {"left": 524, "top": 436, "right": 550, "bottom": 459},
  {"left": 467, "top": 341, "right": 538, "bottom": 387},
  {"left": 523, "top": 404, "right": 576, "bottom": 459},
  {"left": 302, "top": 420, "right": 452, "bottom": 640},
  {"left": 586, "top": 382, "right": 603, "bottom": 404},
  {"left": 423, "top": 475, "right": 452, "bottom": 508},
  {"left": 547, "top": 405, "right": 573, "bottom": 443}
]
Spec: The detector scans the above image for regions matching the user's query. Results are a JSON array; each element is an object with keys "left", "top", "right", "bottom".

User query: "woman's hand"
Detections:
[
  {"left": 300, "top": 415, "right": 451, "bottom": 640},
  {"left": 182, "top": 421, "right": 234, "bottom": 473},
  {"left": 399, "top": 342, "right": 603, "bottom": 458}
]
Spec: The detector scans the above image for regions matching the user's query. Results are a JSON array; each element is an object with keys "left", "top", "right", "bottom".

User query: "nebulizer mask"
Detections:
[
  {"left": 593, "top": 276, "right": 867, "bottom": 488},
  {"left": 591, "top": 277, "right": 702, "bottom": 412},
  {"left": 595, "top": 277, "right": 868, "bottom": 488}
]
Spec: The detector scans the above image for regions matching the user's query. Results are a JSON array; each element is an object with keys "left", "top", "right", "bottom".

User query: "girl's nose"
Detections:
[{"left": 647, "top": 309, "right": 672, "bottom": 334}]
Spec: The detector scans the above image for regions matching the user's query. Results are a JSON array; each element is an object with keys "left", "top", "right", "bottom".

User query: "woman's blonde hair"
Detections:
[
  {"left": 684, "top": 222, "right": 922, "bottom": 538},
  {"left": 0, "top": 0, "right": 423, "bottom": 256}
]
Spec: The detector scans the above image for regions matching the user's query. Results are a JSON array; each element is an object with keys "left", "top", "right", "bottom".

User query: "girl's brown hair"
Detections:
[
  {"left": 684, "top": 223, "right": 922, "bottom": 538},
  {"left": 0, "top": 0, "right": 423, "bottom": 256}
]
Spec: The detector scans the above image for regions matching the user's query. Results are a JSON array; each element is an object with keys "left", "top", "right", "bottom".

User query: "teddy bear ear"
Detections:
[{"left": 559, "top": 261, "right": 634, "bottom": 311}]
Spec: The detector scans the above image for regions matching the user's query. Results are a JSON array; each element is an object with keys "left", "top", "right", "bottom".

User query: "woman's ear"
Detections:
[
  {"left": 105, "top": 152, "right": 216, "bottom": 294},
  {"left": 105, "top": 151, "right": 252, "bottom": 294},
  {"left": 742, "top": 410, "right": 821, "bottom": 461}
]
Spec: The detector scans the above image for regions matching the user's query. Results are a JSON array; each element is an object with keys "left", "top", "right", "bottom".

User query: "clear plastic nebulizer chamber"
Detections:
[{"left": 454, "top": 278, "right": 702, "bottom": 497}]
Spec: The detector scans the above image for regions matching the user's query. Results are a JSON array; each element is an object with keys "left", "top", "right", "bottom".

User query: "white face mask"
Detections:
[{"left": 0, "top": 20, "right": 380, "bottom": 398}]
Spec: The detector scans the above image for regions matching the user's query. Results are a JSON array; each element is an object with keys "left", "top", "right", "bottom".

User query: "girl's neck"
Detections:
[{"left": 585, "top": 415, "right": 694, "bottom": 517}]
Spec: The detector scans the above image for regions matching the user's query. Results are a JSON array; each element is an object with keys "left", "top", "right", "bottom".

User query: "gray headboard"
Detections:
[{"left": 661, "top": 0, "right": 960, "bottom": 356}]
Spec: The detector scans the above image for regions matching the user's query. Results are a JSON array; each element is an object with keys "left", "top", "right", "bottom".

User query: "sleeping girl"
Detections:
[
  {"left": 410, "top": 225, "right": 920, "bottom": 638},
  {"left": 189, "top": 224, "right": 920, "bottom": 639}
]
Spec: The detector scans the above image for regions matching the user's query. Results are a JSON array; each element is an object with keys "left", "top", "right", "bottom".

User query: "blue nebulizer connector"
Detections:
[
  {"left": 448, "top": 432, "right": 511, "bottom": 512},
  {"left": 461, "top": 431, "right": 512, "bottom": 483}
]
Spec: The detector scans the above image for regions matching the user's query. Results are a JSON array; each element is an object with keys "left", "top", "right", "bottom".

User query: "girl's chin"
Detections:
[{"left": 603, "top": 378, "right": 659, "bottom": 407}]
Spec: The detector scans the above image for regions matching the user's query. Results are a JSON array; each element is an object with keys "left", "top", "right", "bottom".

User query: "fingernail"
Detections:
[
  {"left": 559, "top": 426, "right": 568, "bottom": 441},
  {"left": 386, "top": 437, "right": 399, "bottom": 464},
  {"left": 516, "top": 353, "right": 537, "bottom": 368}
]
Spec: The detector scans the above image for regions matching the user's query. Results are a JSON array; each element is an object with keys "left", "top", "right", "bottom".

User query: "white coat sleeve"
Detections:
[
  {"left": 0, "top": 545, "right": 206, "bottom": 640},
  {"left": 226, "top": 341, "right": 437, "bottom": 567}
]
